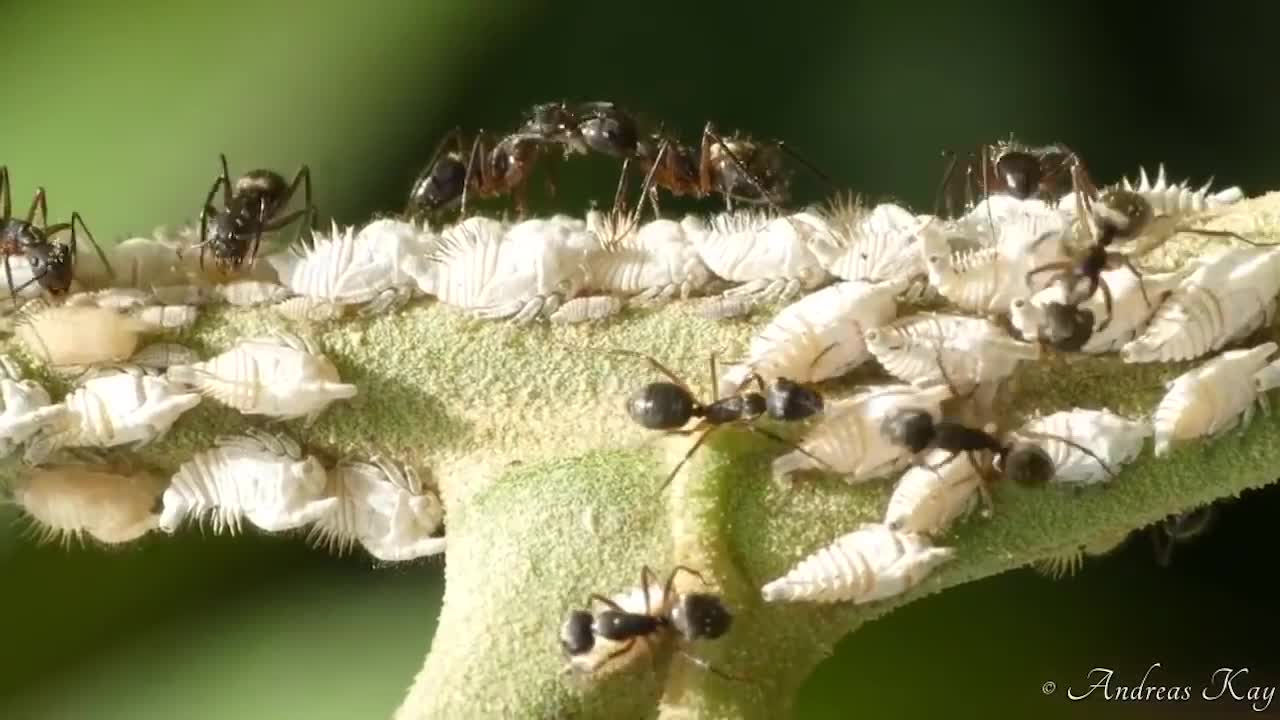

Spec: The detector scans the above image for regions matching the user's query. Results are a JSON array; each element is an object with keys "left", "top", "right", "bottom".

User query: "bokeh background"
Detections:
[{"left": 2, "top": 1, "right": 1279, "bottom": 718}]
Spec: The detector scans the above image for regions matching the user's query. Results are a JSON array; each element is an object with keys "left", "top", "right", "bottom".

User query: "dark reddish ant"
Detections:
[
  {"left": 405, "top": 127, "right": 549, "bottom": 220},
  {"left": 192, "top": 154, "right": 316, "bottom": 272},
  {"left": 933, "top": 135, "right": 1090, "bottom": 218},
  {"left": 518, "top": 101, "right": 831, "bottom": 216},
  {"left": 0, "top": 166, "right": 112, "bottom": 302}
]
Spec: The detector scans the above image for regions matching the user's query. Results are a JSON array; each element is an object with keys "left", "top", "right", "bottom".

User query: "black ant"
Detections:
[
  {"left": 0, "top": 166, "right": 112, "bottom": 301},
  {"left": 934, "top": 135, "right": 1085, "bottom": 217},
  {"left": 1024, "top": 164, "right": 1264, "bottom": 338},
  {"left": 612, "top": 349, "right": 826, "bottom": 490},
  {"left": 518, "top": 101, "right": 831, "bottom": 216},
  {"left": 405, "top": 127, "right": 550, "bottom": 220},
  {"left": 192, "top": 154, "right": 316, "bottom": 272},
  {"left": 880, "top": 352, "right": 1116, "bottom": 514},
  {"left": 560, "top": 565, "right": 738, "bottom": 681}
]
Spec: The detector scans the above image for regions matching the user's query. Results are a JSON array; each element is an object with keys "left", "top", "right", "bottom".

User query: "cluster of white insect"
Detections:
[
  {"left": 0, "top": 288, "right": 442, "bottom": 559},
  {"left": 0, "top": 150, "right": 1271, "bottom": 691}
]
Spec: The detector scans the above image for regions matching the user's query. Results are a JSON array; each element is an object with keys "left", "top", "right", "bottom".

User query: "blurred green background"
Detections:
[{"left": 2, "top": 1, "right": 1279, "bottom": 718}]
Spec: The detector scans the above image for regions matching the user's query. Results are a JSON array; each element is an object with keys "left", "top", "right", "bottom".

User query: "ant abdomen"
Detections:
[
  {"left": 880, "top": 408, "right": 935, "bottom": 454},
  {"left": 626, "top": 382, "right": 696, "bottom": 430},
  {"left": 560, "top": 610, "right": 596, "bottom": 656},
  {"left": 408, "top": 156, "right": 468, "bottom": 213},
  {"left": 1041, "top": 302, "right": 1096, "bottom": 351},
  {"left": 994, "top": 151, "right": 1042, "bottom": 199}
]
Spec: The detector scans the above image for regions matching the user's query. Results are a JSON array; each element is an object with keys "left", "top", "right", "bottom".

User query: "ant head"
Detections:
[
  {"left": 578, "top": 112, "right": 639, "bottom": 158},
  {"left": 670, "top": 593, "right": 733, "bottom": 641},
  {"left": 765, "top": 378, "right": 823, "bottom": 421},
  {"left": 626, "top": 382, "right": 696, "bottom": 430},
  {"left": 999, "top": 442, "right": 1054, "bottom": 487},
  {"left": 993, "top": 150, "right": 1041, "bottom": 199},
  {"left": 1092, "top": 190, "right": 1154, "bottom": 243},
  {"left": 29, "top": 243, "right": 73, "bottom": 294},
  {"left": 1041, "top": 302, "right": 1095, "bottom": 351},
  {"left": 407, "top": 155, "right": 468, "bottom": 215},
  {"left": 880, "top": 408, "right": 935, "bottom": 453},
  {"left": 560, "top": 610, "right": 596, "bottom": 657}
]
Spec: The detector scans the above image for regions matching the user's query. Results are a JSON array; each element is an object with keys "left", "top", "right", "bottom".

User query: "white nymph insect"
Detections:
[
  {"left": 213, "top": 279, "right": 293, "bottom": 307},
  {"left": 809, "top": 198, "right": 926, "bottom": 284},
  {"left": 10, "top": 461, "right": 167, "bottom": 546},
  {"left": 65, "top": 287, "right": 154, "bottom": 311},
  {"left": 267, "top": 219, "right": 425, "bottom": 314},
  {"left": 129, "top": 343, "right": 202, "bottom": 371},
  {"left": 0, "top": 355, "right": 66, "bottom": 458},
  {"left": 863, "top": 313, "right": 1041, "bottom": 392},
  {"left": 24, "top": 368, "right": 202, "bottom": 464},
  {"left": 150, "top": 284, "right": 218, "bottom": 307},
  {"left": 1004, "top": 408, "right": 1152, "bottom": 485},
  {"left": 408, "top": 216, "right": 593, "bottom": 324},
  {"left": 1009, "top": 268, "right": 1185, "bottom": 354},
  {"left": 1152, "top": 342, "right": 1278, "bottom": 456},
  {"left": 691, "top": 295, "right": 758, "bottom": 321},
  {"left": 883, "top": 448, "right": 983, "bottom": 537},
  {"left": 761, "top": 522, "right": 954, "bottom": 604},
  {"left": 772, "top": 383, "right": 953, "bottom": 484},
  {"left": 693, "top": 210, "right": 830, "bottom": 302},
  {"left": 159, "top": 430, "right": 335, "bottom": 534},
  {"left": 14, "top": 304, "right": 152, "bottom": 369},
  {"left": 271, "top": 295, "right": 349, "bottom": 323},
  {"left": 1058, "top": 165, "right": 1244, "bottom": 221},
  {"left": 166, "top": 331, "right": 357, "bottom": 425},
  {"left": 716, "top": 278, "right": 905, "bottom": 398},
  {"left": 130, "top": 304, "right": 200, "bottom": 331},
  {"left": 920, "top": 200, "right": 1072, "bottom": 315},
  {"left": 309, "top": 456, "right": 446, "bottom": 562},
  {"left": 583, "top": 210, "right": 712, "bottom": 305},
  {"left": 1122, "top": 246, "right": 1280, "bottom": 363},
  {"left": 548, "top": 295, "right": 624, "bottom": 325}
]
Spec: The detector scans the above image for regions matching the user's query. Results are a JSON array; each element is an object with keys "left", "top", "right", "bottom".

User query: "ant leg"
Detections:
[
  {"left": 612, "top": 157, "right": 631, "bottom": 216},
  {"left": 0, "top": 166, "right": 10, "bottom": 220},
  {"left": 1175, "top": 226, "right": 1272, "bottom": 247},
  {"left": 933, "top": 150, "right": 958, "bottom": 218},
  {"left": 25, "top": 187, "right": 49, "bottom": 228},
  {"left": 747, "top": 425, "right": 833, "bottom": 472},
  {"left": 598, "top": 638, "right": 638, "bottom": 671},
  {"left": 3, "top": 255, "right": 16, "bottom": 307},
  {"left": 587, "top": 592, "right": 627, "bottom": 614},
  {"left": 633, "top": 140, "right": 669, "bottom": 226},
  {"left": 930, "top": 339, "right": 974, "bottom": 401},
  {"left": 1111, "top": 252, "right": 1151, "bottom": 307},
  {"left": 279, "top": 164, "right": 316, "bottom": 248},
  {"left": 657, "top": 426, "right": 720, "bottom": 493},
  {"left": 1094, "top": 276, "right": 1116, "bottom": 333},
  {"left": 966, "top": 450, "right": 995, "bottom": 513},
  {"left": 69, "top": 212, "right": 113, "bottom": 281},
  {"left": 774, "top": 139, "right": 835, "bottom": 188},
  {"left": 217, "top": 154, "right": 234, "bottom": 205},
  {"left": 460, "top": 132, "right": 486, "bottom": 219},
  {"left": 605, "top": 348, "right": 698, "bottom": 399},
  {"left": 1024, "top": 261, "right": 1075, "bottom": 289},
  {"left": 663, "top": 565, "right": 709, "bottom": 603},
  {"left": 677, "top": 650, "right": 755, "bottom": 685}
]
